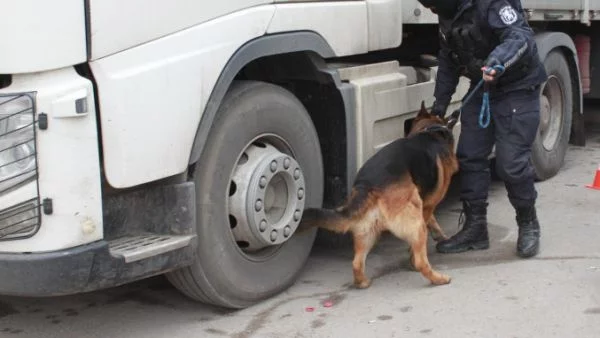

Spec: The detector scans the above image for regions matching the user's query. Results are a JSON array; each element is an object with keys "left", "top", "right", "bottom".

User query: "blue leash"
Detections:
[{"left": 457, "top": 65, "right": 506, "bottom": 128}]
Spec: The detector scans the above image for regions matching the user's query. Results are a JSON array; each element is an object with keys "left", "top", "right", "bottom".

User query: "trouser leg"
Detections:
[
  {"left": 493, "top": 88, "right": 540, "bottom": 207},
  {"left": 492, "top": 87, "right": 541, "bottom": 258},
  {"left": 437, "top": 92, "right": 493, "bottom": 254},
  {"left": 457, "top": 94, "right": 496, "bottom": 202}
]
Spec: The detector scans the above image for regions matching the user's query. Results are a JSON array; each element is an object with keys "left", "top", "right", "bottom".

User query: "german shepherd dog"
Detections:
[{"left": 299, "top": 102, "right": 459, "bottom": 288}]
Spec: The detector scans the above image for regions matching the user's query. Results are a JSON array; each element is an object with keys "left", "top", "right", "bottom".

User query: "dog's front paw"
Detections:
[
  {"left": 430, "top": 231, "right": 449, "bottom": 242},
  {"left": 434, "top": 234, "right": 450, "bottom": 242}
]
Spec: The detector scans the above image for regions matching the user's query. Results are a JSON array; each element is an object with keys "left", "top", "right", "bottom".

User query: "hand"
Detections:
[
  {"left": 431, "top": 102, "right": 447, "bottom": 118},
  {"left": 481, "top": 66, "right": 497, "bottom": 82}
]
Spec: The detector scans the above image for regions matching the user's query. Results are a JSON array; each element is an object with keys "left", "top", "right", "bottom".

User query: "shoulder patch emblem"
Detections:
[{"left": 499, "top": 5, "right": 518, "bottom": 25}]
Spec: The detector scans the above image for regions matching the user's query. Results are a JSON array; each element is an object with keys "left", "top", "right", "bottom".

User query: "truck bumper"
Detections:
[
  {"left": 0, "top": 238, "right": 196, "bottom": 297},
  {"left": 0, "top": 181, "right": 198, "bottom": 297}
]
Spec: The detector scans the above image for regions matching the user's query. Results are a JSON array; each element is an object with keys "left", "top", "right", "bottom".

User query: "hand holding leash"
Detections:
[
  {"left": 481, "top": 58, "right": 505, "bottom": 82},
  {"left": 444, "top": 64, "right": 506, "bottom": 129},
  {"left": 482, "top": 67, "right": 497, "bottom": 82},
  {"left": 431, "top": 101, "right": 447, "bottom": 118}
]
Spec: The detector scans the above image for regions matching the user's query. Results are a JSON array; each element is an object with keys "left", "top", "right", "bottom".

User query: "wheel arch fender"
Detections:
[
  {"left": 188, "top": 31, "right": 336, "bottom": 166},
  {"left": 534, "top": 31, "right": 585, "bottom": 145}
]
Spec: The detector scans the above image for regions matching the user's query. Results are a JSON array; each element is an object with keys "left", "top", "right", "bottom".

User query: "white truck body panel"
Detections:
[
  {"left": 0, "top": 0, "right": 87, "bottom": 74},
  {"left": 267, "top": 2, "right": 369, "bottom": 55},
  {"left": 89, "top": 6, "right": 276, "bottom": 188},
  {"left": 268, "top": 0, "right": 404, "bottom": 54},
  {"left": 0, "top": 68, "right": 103, "bottom": 253},
  {"left": 336, "top": 62, "right": 469, "bottom": 169},
  {"left": 88, "top": 0, "right": 273, "bottom": 60},
  {"left": 366, "top": 0, "right": 404, "bottom": 50},
  {"left": 401, "top": 0, "right": 438, "bottom": 23},
  {"left": 90, "top": 2, "right": 375, "bottom": 188}
]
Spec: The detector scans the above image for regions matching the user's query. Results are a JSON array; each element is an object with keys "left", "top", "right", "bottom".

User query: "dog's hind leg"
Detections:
[
  {"left": 406, "top": 215, "right": 447, "bottom": 272},
  {"left": 352, "top": 227, "right": 378, "bottom": 289},
  {"left": 385, "top": 189, "right": 451, "bottom": 285},
  {"left": 408, "top": 224, "right": 451, "bottom": 285}
]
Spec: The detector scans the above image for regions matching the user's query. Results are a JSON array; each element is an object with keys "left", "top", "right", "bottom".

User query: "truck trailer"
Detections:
[{"left": 0, "top": 0, "right": 596, "bottom": 308}]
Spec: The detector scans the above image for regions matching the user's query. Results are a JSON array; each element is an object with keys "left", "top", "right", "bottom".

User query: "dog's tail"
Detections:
[
  {"left": 297, "top": 187, "right": 368, "bottom": 234},
  {"left": 297, "top": 208, "right": 349, "bottom": 234}
]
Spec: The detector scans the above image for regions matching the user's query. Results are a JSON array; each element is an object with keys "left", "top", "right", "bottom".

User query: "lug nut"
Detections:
[
  {"left": 270, "top": 160, "right": 278, "bottom": 172},
  {"left": 284, "top": 226, "right": 292, "bottom": 237},
  {"left": 294, "top": 210, "right": 301, "bottom": 222},
  {"left": 255, "top": 199, "right": 263, "bottom": 212},
  {"left": 283, "top": 158, "right": 291, "bottom": 169},
  {"left": 259, "top": 220, "right": 267, "bottom": 232},
  {"left": 298, "top": 188, "right": 304, "bottom": 200},
  {"left": 270, "top": 230, "right": 278, "bottom": 242},
  {"left": 259, "top": 176, "right": 267, "bottom": 188},
  {"left": 294, "top": 168, "right": 301, "bottom": 180}
]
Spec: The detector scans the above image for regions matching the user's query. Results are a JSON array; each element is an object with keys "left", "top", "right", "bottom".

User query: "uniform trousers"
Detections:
[{"left": 457, "top": 85, "right": 541, "bottom": 208}]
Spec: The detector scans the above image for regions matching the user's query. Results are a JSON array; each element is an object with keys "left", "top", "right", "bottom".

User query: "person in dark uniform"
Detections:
[{"left": 416, "top": 0, "right": 547, "bottom": 258}]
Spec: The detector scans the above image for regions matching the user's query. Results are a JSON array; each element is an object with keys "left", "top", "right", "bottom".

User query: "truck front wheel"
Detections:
[{"left": 167, "top": 81, "right": 324, "bottom": 309}]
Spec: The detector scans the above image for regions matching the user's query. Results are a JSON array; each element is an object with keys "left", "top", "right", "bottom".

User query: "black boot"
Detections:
[
  {"left": 515, "top": 206, "right": 540, "bottom": 258},
  {"left": 436, "top": 200, "right": 490, "bottom": 254}
]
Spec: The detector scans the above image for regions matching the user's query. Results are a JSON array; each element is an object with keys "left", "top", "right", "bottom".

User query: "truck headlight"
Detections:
[
  {"left": 0, "top": 199, "right": 39, "bottom": 239},
  {"left": 0, "top": 94, "right": 36, "bottom": 193}
]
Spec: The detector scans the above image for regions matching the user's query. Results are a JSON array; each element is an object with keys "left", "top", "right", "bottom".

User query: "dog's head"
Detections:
[{"left": 408, "top": 101, "right": 459, "bottom": 137}]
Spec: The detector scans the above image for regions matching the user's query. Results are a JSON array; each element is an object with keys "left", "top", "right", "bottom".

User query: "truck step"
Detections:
[{"left": 109, "top": 234, "right": 195, "bottom": 263}]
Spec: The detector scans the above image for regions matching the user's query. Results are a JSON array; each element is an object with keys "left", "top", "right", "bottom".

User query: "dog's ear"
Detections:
[
  {"left": 418, "top": 100, "right": 429, "bottom": 117},
  {"left": 445, "top": 109, "right": 460, "bottom": 129}
]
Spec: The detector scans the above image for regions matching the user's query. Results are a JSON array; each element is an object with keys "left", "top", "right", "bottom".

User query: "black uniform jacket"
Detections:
[{"left": 433, "top": 0, "right": 548, "bottom": 110}]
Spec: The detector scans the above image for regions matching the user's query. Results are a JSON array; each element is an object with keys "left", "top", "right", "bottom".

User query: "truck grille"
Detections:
[{"left": 0, "top": 93, "right": 40, "bottom": 240}]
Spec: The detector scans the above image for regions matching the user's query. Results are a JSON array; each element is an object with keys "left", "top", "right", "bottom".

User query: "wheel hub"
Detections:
[
  {"left": 228, "top": 141, "right": 306, "bottom": 252},
  {"left": 540, "top": 95, "right": 551, "bottom": 132},
  {"left": 539, "top": 75, "right": 564, "bottom": 151}
]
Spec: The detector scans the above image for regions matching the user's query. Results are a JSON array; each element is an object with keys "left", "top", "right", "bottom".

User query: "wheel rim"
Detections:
[
  {"left": 539, "top": 75, "right": 565, "bottom": 151},
  {"left": 227, "top": 135, "right": 306, "bottom": 256}
]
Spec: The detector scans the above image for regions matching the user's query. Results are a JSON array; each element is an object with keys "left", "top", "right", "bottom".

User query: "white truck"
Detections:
[{"left": 0, "top": 0, "right": 595, "bottom": 308}]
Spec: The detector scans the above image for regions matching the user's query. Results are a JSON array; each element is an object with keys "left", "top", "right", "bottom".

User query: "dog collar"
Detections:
[{"left": 422, "top": 124, "right": 449, "bottom": 133}]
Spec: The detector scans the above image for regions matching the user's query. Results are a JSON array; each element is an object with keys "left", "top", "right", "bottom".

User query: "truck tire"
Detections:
[
  {"left": 531, "top": 50, "right": 573, "bottom": 181},
  {"left": 166, "top": 80, "right": 323, "bottom": 309}
]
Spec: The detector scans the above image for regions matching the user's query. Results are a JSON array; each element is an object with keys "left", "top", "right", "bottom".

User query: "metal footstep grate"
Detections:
[{"left": 109, "top": 234, "right": 195, "bottom": 263}]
